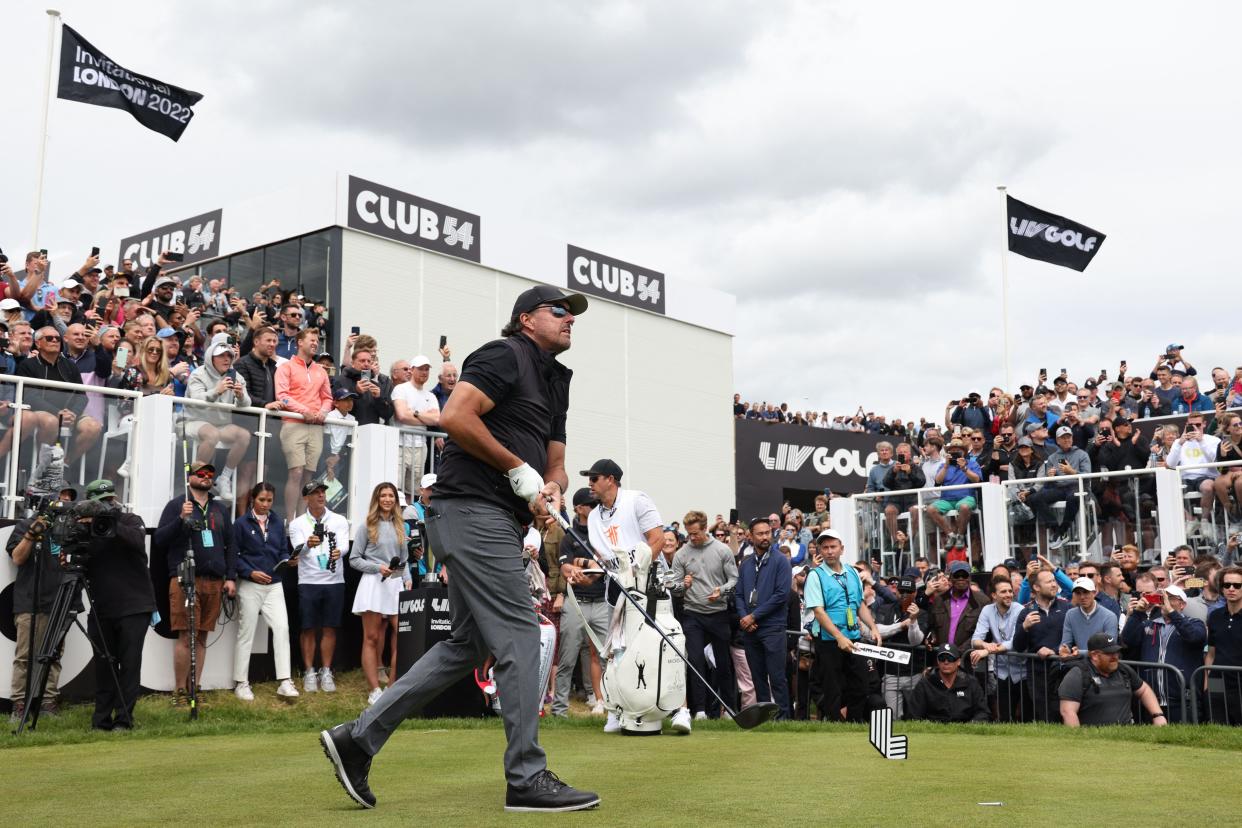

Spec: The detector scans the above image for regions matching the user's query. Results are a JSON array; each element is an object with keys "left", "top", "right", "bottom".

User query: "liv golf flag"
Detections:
[
  {"left": 57, "top": 25, "right": 202, "bottom": 141},
  {"left": 1006, "top": 196, "right": 1106, "bottom": 272}
]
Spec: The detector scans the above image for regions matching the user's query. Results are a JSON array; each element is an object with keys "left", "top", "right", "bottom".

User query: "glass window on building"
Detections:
[
  {"left": 229, "top": 249, "right": 263, "bottom": 298},
  {"left": 263, "top": 239, "right": 300, "bottom": 299},
  {"left": 298, "top": 231, "right": 332, "bottom": 304}
]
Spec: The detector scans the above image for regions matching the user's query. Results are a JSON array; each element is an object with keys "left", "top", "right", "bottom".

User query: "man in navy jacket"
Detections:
[
  {"left": 735, "top": 517, "right": 792, "bottom": 719},
  {"left": 1121, "top": 584, "right": 1205, "bottom": 721}
]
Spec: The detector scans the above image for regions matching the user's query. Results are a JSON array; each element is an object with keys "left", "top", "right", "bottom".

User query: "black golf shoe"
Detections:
[
  {"left": 505, "top": 770, "right": 600, "bottom": 813},
  {"left": 320, "top": 722, "right": 376, "bottom": 808}
]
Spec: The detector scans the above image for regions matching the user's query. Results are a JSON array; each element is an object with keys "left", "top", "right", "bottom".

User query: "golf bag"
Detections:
[{"left": 600, "top": 543, "right": 686, "bottom": 734}]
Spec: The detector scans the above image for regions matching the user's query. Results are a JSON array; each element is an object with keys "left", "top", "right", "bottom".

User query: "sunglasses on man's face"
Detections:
[
  {"left": 936, "top": 654, "right": 960, "bottom": 663},
  {"left": 193, "top": 470, "right": 216, "bottom": 479},
  {"left": 534, "top": 303, "right": 571, "bottom": 318},
  {"left": 588, "top": 475, "right": 600, "bottom": 483},
  {"left": 1001, "top": 432, "right": 1014, "bottom": 437},
  {"left": 1223, "top": 582, "right": 1242, "bottom": 590}
]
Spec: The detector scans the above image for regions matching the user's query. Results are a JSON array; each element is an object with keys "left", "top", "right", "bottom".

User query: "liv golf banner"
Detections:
[
  {"left": 1006, "top": 195, "right": 1106, "bottom": 272},
  {"left": 57, "top": 25, "right": 203, "bottom": 141}
]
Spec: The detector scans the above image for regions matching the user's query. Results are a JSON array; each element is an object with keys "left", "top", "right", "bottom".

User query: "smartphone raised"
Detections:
[
  {"left": 165, "top": 251, "right": 185, "bottom": 262},
  {"left": 729, "top": 508, "right": 739, "bottom": 525},
  {"left": 350, "top": 326, "right": 360, "bottom": 336},
  {"left": 1143, "top": 593, "right": 1163, "bottom": 606},
  {"left": 115, "top": 342, "right": 130, "bottom": 370},
  {"left": 439, "top": 334, "right": 447, "bottom": 349},
  {"left": 91, "top": 246, "right": 100, "bottom": 257}
]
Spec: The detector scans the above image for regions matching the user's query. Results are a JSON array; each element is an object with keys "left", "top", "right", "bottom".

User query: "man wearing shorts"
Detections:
[
  {"left": 153, "top": 461, "right": 236, "bottom": 705},
  {"left": 288, "top": 481, "right": 350, "bottom": 693},
  {"left": 275, "top": 327, "right": 334, "bottom": 518},
  {"left": 924, "top": 440, "right": 981, "bottom": 553}
]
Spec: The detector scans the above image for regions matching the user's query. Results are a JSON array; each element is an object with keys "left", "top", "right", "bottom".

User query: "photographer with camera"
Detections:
[
  {"left": 946, "top": 392, "right": 992, "bottom": 433},
  {"left": 6, "top": 486, "right": 77, "bottom": 722},
  {"left": 74, "top": 479, "right": 156, "bottom": 730},
  {"left": 154, "top": 461, "right": 237, "bottom": 706},
  {"left": 288, "top": 480, "right": 349, "bottom": 693}
]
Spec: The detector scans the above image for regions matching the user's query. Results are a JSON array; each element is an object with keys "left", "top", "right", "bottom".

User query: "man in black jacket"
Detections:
[
  {"left": 882, "top": 441, "right": 925, "bottom": 565},
  {"left": 905, "top": 643, "right": 989, "bottom": 722},
  {"left": 16, "top": 326, "right": 101, "bottom": 467},
  {"left": 333, "top": 346, "right": 393, "bottom": 426},
  {"left": 77, "top": 482, "right": 156, "bottom": 730}
]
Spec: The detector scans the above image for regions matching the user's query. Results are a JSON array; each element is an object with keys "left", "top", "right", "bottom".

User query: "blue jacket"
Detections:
[
  {"left": 1012, "top": 597, "right": 1071, "bottom": 654},
  {"left": 1171, "top": 392, "right": 1214, "bottom": 414},
  {"left": 231, "top": 512, "right": 294, "bottom": 582},
  {"left": 1017, "top": 568, "right": 1075, "bottom": 603},
  {"left": 1121, "top": 607, "right": 1206, "bottom": 689},
  {"left": 154, "top": 495, "right": 236, "bottom": 580},
  {"left": 734, "top": 548, "right": 791, "bottom": 630}
]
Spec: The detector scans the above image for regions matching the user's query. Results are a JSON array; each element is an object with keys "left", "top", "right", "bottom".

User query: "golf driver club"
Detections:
[{"left": 546, "top": 503, "right": 779, "bottom": 730}]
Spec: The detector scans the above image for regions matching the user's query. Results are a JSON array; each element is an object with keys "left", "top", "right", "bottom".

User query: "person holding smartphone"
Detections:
[
  {"left": 1166, "top": 413, "right": 1221, "bottom": 542},
  {"left": 185, "top": 343, "right": 252, "bottom": 503}
]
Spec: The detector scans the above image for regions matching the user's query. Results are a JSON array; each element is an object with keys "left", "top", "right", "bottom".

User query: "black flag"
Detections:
[
  {"left": 56, "top": 25, "right": 202, "bottom": 141},
  {"left": 1006, "top": 196, "right": 1106, "bottom": 272}
]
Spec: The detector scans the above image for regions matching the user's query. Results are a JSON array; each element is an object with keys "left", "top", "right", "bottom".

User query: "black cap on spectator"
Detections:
[
  {"left": 1053, "top": 375, "right": 1067, "bottom": 385},
  {"left": 315, "top": 352, "right": 335, "bottom": 363},
  {"left": 1019, "top": 383, "right": 1033, "bottom": 391},
  {"left": 579, "top": 458, "right": 623, "bottom": 481},
  {"left": 1087, "top": 632, "right": 1122, "bottom": 653},
  {"left": 333, "top": 387, "right": 359, "bottom": 401},
  {"left": 302, "top": 480, "right": 329, "bottom": 497},
  {"left": 935, "top": 643, "right": 961, "bottom": 661},
  {"left": 511, "top": 285, "right": 588, "bottom": 318},
  {"left": 1084, "top": 379, "right": 1098, "bottom": 389},
  {"left": 571, "top": 487, "right": 597, "bottom": 507}
]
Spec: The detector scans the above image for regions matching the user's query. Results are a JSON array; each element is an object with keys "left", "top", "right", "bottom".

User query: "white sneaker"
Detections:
[
  {"left": 694, "top": 711, "right": 708, "bottom": 721},
  {"left": 670, "top": 707, "right": 692, "bottom": 734},
  {"left": 234, "top": 681, "right": 254, "bottom": 702},
  {"left": 590, "top": 701, "right": 605, "bottom": 716},
  {"left": 367, "top": 687, "right": 384, "bottom": 706},
  {"left": 585, "top": 692, "right": 598, "bottom": 707},
  {"left": 216, "top": 469, "right": 235, "bottom": 501},
  {"left": 303, "top": 669, "right": 319, "bottom": 693},
  {"left": 603, "top": 712, "right": 621, "bottom": 733},
  {"left": 319, "top": 668, "right": 336, "bottom": 693},
  {"left": 378, "top": 667, "right": 389, "bottom": 686},
  {"left": 277, "top": 679, "right": 299, "bottom": 699}
]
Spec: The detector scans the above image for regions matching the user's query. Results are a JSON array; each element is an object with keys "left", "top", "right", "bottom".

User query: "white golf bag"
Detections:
[{"left": 600, "top": 543, "right": 686, "bottom": 734}]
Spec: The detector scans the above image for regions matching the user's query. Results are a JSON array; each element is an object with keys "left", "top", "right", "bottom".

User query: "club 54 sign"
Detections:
[
  {"left": 567, "top": 244, "right": 665, "bottom": 314},
  {"left": 347, "top": 175, "right": 481, "bottom": 263},
  {"left": 118, "top": 208, "right": 222, "bottom": 269}
]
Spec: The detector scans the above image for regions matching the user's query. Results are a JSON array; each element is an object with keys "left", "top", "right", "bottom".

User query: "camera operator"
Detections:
[
  {"left": 154, "top": 461, "right": 237, "bottom": 705},
  {"left": 75, "top": 480, "right": 156, "bottom": 730},
  {"left": 288, "top": 480, "right": 349, "bottom": 694},
  {"left": 6, "top": 486, "right": 77, "bottom": 722}
]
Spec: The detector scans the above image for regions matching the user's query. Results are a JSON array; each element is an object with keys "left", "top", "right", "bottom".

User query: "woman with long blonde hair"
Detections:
[{"left": 350, "top": 482, "right": 410, "bottom": 705}]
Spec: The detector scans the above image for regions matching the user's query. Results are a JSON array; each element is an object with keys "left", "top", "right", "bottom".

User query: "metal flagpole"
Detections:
[
  {"left": 31, "top": 9, "right": 62, "bottom": 249},
  {"left": 997, "top": 185, "right": 1012, "bottom": 390}
]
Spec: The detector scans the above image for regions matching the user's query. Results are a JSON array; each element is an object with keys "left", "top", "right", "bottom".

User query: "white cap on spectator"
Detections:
[
  {"left": 1164, "top": 585, "right": 1188, "bottom": 601},
  {"left": 410, "top": 354, "right": 432, "bottom": 368},
  {"left": 0, "top": 298, "right": 20, "bottom": 311},
  {"left": 815, "top": 529, "right": 844, "bottom": 544},
  {"left": 153, "top": 276, "right": 176, "bottom": 289},
  {"left": 1055, "top": 426, "right": 1074, "bottom": 438},
  {"left": 60, "top": 278, "right": 81, "bottom": 290},
  {"left": 419, "top": 473, "right": 437, "bottom": 489},
  {"left": 1072, "top": 576, "right": 1096, "bottom": 592},
  {"left": 207, "top": 342, "right": 234, "bottom": 358}
]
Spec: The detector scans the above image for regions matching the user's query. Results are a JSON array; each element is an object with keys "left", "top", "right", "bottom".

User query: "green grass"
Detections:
[{"left": 6, "top": 671, "right": 1242, "bottom": 826}]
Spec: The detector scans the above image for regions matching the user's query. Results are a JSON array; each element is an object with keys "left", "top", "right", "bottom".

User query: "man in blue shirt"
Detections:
[
  {"left": 804, "top": 529, "right": 880, "bottom": 722},
  {"left": 735, "top": 517, "right": 793, "bottom": 719},
  {"left": 1060, "top": 576, "right": 1119, "bottom": 658},
  {"left": 924, "top": 442, "right": 981, "bottom": 551}
]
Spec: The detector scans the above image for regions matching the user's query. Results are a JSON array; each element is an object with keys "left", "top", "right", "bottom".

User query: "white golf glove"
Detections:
[{"left": 507, "top": 462, "right": 545, "bottom": 502}]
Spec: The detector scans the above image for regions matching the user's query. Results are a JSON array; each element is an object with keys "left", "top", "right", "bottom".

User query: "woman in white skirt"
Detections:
[{"left": 351, "top": 482, "right": 410, "bottom": 705}]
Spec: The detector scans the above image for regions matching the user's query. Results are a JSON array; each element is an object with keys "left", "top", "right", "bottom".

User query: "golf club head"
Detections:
[{"left": 733, "top": 701, "right": 780, "bottom": 729}]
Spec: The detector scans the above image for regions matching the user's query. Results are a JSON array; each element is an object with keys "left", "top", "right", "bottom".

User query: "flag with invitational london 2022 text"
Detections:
[
  {"left": 1006, "top": 195, "right": 1106, "bottom": 272},
  {"left": 56, "top": 24, "right": 203, "bottom": 141}
]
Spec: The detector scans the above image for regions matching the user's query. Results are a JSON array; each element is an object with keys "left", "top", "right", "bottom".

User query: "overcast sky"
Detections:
[{"left": 3, "top": 1, "right": 1240, "bottom": 424}]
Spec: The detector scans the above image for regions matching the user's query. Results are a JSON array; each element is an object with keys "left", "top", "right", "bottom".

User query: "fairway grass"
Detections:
[{"left": 6, "top": 673, "right": 1242, "bottom": 827}]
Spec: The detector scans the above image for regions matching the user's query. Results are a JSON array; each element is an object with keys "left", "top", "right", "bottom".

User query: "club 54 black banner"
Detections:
[
  {"left": 1006, "top": 195, "right": 1106, "bottom": 272},
  {"left": 57, "top": 25, "right": 203, "bottom": 141}
]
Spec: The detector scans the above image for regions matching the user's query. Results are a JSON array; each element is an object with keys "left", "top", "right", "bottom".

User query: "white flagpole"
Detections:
[
  {"left": 31, "top": 9, "right": 62, "bottom": 249},
  {"left": 997, "top": 185, "right": 1011, "bottom": 390}
]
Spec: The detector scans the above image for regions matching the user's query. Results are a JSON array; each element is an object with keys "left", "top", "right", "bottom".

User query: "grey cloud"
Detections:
[{"left": 187, "top": 0, "right": 770, "bottom": 146}]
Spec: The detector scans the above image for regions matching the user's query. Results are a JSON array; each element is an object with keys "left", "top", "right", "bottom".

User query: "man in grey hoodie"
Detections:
[
  {"left": 670, "top": 510, "right": 739, "bottom": 720},
  {"left": 185, "top": 342, "right": 252, "bottom": 501}
]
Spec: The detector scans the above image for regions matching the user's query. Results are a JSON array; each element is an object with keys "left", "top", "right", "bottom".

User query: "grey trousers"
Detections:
[
  {"left": 351, "top": 497, "right": 546, "bottom": 787},
  {"left": 551, "top": 597, "right": 610, "bottom": 716}
]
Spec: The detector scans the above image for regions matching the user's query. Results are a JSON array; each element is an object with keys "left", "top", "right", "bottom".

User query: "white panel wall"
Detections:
[{"left": 338, "top": 231, "right": 735, "bottom": 523}]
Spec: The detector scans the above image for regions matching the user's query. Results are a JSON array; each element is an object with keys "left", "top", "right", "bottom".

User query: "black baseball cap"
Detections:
[
  {"left": 935, "top": 643, "right": 961, "bottom": 661},
  {"left": 571, "top": 487, "right": 597, "bottom": 507},
  {"left": 332, "top": 387, "right": 359, "bottom": 401},
  {"left": 579, "top": 458, "right": 623, "bottom": 481},
  {"left": 301, "top": 480, "right": 329, "bottom": 497},
  {"left": 1087, "top": 632, "right": 1122, "bottom": 653},
  {"left": 511, "top": 285, "right": 588, "bottom": 318}
]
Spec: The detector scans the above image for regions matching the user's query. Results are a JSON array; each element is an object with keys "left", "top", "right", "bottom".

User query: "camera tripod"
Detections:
[{"left": 14, "top": 568, "right": 128, "bottom": 735}]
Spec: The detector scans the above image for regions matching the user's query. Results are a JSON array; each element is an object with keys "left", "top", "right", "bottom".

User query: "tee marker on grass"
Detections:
[{"left": 868, "top": 708, "right": 907, "bottom": 760}]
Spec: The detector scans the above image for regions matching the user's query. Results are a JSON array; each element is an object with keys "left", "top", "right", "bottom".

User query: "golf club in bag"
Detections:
[{"left": 546, "top": 504, "right": 778, "bottom": 730}]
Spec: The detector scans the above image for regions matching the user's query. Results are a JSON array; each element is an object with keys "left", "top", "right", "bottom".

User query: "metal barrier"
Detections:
[
  {"left": 393, "top": 424, "right": 448, "bottom": 500},
  {"left": 1190, "top": 664, "right": 1242, "bottom": 725}
]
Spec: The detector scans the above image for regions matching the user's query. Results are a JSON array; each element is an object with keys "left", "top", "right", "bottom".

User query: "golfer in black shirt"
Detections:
[{"left": 321, "top": 285, "right": 599, "bottom": 814}]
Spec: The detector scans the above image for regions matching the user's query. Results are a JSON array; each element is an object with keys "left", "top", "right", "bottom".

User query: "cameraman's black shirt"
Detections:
[
  {"left": 434, "top": 334, "right": 571, "bottom": 524},
  {"left": 6, "top": 517, "right": 64, "bottom": 614},
  {"left": 86, "top": 512, "right": 156, "bottom": 619}
]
